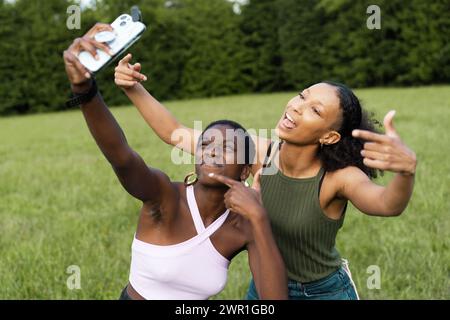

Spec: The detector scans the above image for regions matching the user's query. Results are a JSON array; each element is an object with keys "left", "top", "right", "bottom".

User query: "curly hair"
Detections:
[{"left": 318, "top": 81, "right": 382, "bottom": 179}]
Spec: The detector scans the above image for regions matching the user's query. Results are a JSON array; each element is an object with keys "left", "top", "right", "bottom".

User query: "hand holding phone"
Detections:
[
  {"left": 63, "top": 23, "right": 114, "bottom": 86},
  {"left": 78, "top": 11, "right": 146, "bottom": 74}
]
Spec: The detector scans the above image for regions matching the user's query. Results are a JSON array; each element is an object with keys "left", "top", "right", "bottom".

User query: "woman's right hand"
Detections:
[
  {"left": 63, "top": 23, "right": 113, "bottom": 87},
  {"left": 208, "top": 171, "right": 267, "bottom": 224},
  {"left": 114, "top": 53, "right": 147, "bottom": 89}
]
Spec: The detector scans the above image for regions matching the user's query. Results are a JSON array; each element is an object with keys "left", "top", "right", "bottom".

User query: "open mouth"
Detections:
[{"left": 281, "top": 112, "right": 297, "bottom": 129}]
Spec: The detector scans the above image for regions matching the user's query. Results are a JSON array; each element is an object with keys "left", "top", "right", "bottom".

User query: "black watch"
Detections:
[{"left": 66, "top": 79, "right": 98, "bottom": 108}]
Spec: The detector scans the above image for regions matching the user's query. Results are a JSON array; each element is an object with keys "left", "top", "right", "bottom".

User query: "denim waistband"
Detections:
[{"left": 288, "top": 266, "right": 345, "bottom": 290}]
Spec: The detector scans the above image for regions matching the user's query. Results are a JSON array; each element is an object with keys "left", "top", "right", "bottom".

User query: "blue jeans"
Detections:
[{"left": 246, "top": 265, "right": 359, "bottom": 300}]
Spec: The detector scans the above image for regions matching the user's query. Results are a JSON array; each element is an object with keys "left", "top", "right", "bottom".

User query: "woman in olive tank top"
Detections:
[
  {"left": 114, "top": 60, "right": 417, "bottom": 300},
  {"left": 243, "top": 82, "right": 415, "bottom": 299},
  {"left": 246, "top": 82, "right": 415, "bottom": 299}
]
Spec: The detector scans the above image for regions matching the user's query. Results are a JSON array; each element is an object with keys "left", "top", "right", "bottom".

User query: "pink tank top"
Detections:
[{"left": 128, "top": 185, "right": 230, "bottom": 299}]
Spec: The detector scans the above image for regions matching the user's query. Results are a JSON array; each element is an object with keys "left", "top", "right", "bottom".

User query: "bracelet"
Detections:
[{"left": 66, "top": 79, "right": 98, "bottom": 108}]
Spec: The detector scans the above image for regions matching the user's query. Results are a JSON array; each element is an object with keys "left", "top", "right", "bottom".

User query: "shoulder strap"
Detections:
[
  {"left": 262, "top": 141, "right": 274, "bottom": 168},
  {"left": 186, "top": 185, "right": 206, "bottom": 233},
  {"left": 186, "top": 185, "right": 230, "bottom": 236},
  {"left": 197, "top": 210, "right": 230, "bottom": 241},
  {"left": 318, "top": 167, "right": 326, "bottom": 198},
  {"left": 263, "top": 140, "right": 283, "bottom": 168}
]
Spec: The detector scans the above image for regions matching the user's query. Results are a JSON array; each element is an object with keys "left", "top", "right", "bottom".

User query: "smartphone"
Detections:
[{"left": 78, "top": 13, "right": 146, "bottom": 74}]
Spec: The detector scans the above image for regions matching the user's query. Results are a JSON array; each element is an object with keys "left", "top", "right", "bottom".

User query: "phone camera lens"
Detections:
[
  {"left": 120, "top": 15, "right": 127, "bottom": 20},
  {"left": 120, "top": 21, "right": 126, "bottom": 27}
]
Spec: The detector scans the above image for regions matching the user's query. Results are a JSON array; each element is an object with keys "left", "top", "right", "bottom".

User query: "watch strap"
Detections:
[{"left": 66, "top": 79, "right": 98, "bottom": 108}]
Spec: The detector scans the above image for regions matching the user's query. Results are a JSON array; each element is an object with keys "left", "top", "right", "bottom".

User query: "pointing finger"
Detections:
[
  {"left": 115, "top": 65, "right": 147, "bottom": 81},
  {"left": 208, "top": 173, "right": 237, "bottom": 187},
  {"left": 352, "top": 129, "right": 390, "bottom": 144},
  {"left": 119, "top": 53, "right": 133, "bottom": 66}
]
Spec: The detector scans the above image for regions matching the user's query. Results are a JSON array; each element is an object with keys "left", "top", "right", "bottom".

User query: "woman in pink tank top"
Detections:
[{"left": 63, "top": 27, "right": 287, "bottom": 300}]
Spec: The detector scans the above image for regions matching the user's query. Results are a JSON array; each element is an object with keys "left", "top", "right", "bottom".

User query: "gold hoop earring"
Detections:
[{"left": 184, "top": 172, "right": 198, "bottom": 186}]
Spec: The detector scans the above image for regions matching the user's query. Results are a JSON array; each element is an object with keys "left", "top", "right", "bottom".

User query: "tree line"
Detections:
[{"left": 0, "top": 0, "right": 448, "bottom": 115}]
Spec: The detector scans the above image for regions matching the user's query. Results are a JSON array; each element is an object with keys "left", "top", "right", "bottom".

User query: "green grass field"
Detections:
[{"left": 0, "top": 86, "right": 449, "bottom": 299}]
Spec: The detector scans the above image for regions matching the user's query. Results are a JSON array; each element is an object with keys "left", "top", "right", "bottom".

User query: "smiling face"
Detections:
[
  {"left": 194, "top": 124, "right": 251, "bottom": 187},
  {"left": 276, "top": 83, "right": 344, "bottom": 146}
]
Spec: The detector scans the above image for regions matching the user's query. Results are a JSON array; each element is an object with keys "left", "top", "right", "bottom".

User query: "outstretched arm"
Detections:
[
  {"left": 339, "top": 110, "right": 417, "bottom": 216},
  {"left": 114, "top": 54, "right": 199, "bottom": 154},
  {"left": 114, "top": 55, "right": 272, "bottom": 174},
  {"left": 63, "top": 24, "right": 172, "bottom": 204}
]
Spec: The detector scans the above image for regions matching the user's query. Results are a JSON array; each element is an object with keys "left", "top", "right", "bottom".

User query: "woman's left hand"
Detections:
[
  {"left": 208, "top": 171, "right": 266, "bottom": 223},
  {"left": 352, "top": 110, "right": 417, "bottom": 176}
]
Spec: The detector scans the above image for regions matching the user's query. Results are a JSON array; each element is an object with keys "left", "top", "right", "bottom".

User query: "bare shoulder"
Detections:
[
  {"left": 331, "top": 166, "right": 367, "bottom": 180},
  {"left": 327, "top": 166, "right": 371, "bottom": 197},
  {"left": 149, "top": 167, "right": 171, "bottom": 183},
  {"left": 144, "top": 179, "right": 181, "bottom": 216}
]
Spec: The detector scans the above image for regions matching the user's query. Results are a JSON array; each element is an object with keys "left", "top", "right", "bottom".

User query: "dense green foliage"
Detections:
[{"left": 0, "top": 0, "right": 448, "bottom": 114}]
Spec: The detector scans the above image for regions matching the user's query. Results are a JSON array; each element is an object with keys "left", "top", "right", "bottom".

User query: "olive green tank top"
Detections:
[{"left": 261, "top": 141, "right": 346, "bottom": 283}]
